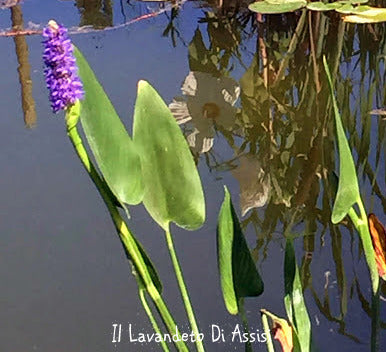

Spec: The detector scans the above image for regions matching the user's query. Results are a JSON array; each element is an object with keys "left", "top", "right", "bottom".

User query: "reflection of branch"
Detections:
[
  {"left": 310, "top": 287, "right": 361, "bottom": 343},
  {"left": 256, "top": 13, "right": 268, "bottom": 88},
  {"left": 272, "top": 10, "right": 307, "bottom": 86},
  {"left": 1, "top": 1, "right": 187, "bottom": 37},
  {"left": 0, "top": 29, "right": 41, "bottom": 37},
  {"left": 308, "top": 11, "right": 320, "bottom": 93},
  {"left": 11, "top": 4, "right": 36, "bottom": 128}
]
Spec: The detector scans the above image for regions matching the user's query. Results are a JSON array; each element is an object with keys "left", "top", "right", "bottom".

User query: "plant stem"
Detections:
[
  {"left": 164, "top": 228, "right": 205, "bottom": 352},
  {"left": 137, "top": 277, "right": 170, "bottom": 352},
  {"left": 238, "top": 298, "right": 252, "bottom": 352},
  {"left": 66, "top": 116, "right": 189, "bottom": 352},
  {"left": 260, "top": 312, "right": 274, "bottom": 352}
]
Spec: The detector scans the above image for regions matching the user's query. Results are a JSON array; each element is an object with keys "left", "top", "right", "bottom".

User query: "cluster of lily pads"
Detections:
[{"left": 249, "top": 0, "right": 386, "bottom": 23}]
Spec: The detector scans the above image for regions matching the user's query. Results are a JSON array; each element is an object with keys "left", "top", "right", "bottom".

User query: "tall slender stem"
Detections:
[
  {"left": 260, "top": 312, "right": 274, "bottom": 352},
  {"left": 66, "top": 113, "right": 188, "bottom": 352},
  {"left": 137, "top": 277, "right": 170, "bottom": 352},
  {"left": 164, "top": 228, "right": 205, "bottom": 352}
]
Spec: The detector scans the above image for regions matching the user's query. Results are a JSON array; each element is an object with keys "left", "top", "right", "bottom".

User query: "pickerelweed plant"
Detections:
[
  {"left": 323, "top": 57, "right": 379, "bottom": 296},
  {"left": 42, "top": 20, "right": 207, "bottom": 352}
]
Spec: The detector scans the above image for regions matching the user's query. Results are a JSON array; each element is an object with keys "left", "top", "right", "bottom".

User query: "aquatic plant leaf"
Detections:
[
  {"left": 73, "top": 47, "right": 144, "bottom": 205},
  {"left": 306, "top": 2, "right": 343, "bottom": 11},
  {"left": 368, "top": 214, "right": 386, "bottom": 280},
  {"left": 323, "top": 57, "right": 361, "bottom": 224},
  {"left": 217, "top": 187, "right": 264, "bottom": 315},
  {"left": 335, "top": 3, "right": 357, "bottom": 13},
  {"left": 342, "top": 6, "right": 386, "bottom": 23},
  {"left": 324, "top": 58, "right": 379, "bottom": 293},
  {"left": 133, "top": 80, "right": 205, "bottom": 231},
  {"left": 249, "top": 0, "right": 306, "bottom": 14},
  {"left": 284, "top": 239, "right": 311, "bottom": 352},
  {"left": 273, "top": 318, "right": 293, "bottom": 351},
  {"left": 261, "top": 310, "right": 294, "bottom": 352},
  {"left": 133, "top": 236, "right": 163, "bottom": 292}
]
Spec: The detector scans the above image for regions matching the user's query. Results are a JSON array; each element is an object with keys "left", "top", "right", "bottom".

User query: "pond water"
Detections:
[{"left": 0, "top": 0, "right": 385, "bottom": 351}]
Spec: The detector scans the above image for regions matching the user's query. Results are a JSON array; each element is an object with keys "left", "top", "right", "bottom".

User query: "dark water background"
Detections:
[{"left": 0, "top": 0, "right": 385, "bottom": 351}]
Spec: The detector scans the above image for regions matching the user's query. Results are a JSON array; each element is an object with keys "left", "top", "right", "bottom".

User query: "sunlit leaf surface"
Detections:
[
  {"left": 342, "top": 6, "right": 386, "bottom": 23},
  {"left": 217, "top": 187, "right": 264, "bottom": 314},
  {"left": 323, "top": 57, "right": 361, "bottom": 224},
  {"left": 284, "top": 239, "right": 311, "bottom": 352},
  {"left": 249, "top": 0, "right": 307, "bottom": 14},
  {"left": 74, "top": 47, "right": 144, "bottom": 205},
  {"left": 133, "top": 80, "right": 205, "bottom": 231},
  {"left": 306, "top": 2, "right": 343, "bottom": 11}
]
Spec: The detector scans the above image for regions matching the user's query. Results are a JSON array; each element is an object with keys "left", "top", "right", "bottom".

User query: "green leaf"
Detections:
[
  {"left": 133, "top": 236, "right": 163, "bottom": 293},
  {"left": 306, "top": 2, "right": 343, "bottom": 11},
  {"left": 341, "top": 6, "right": 386, "bottom": 23},
  {"left": 73, "top": 46, "right": 144, "bottom": 206},
  {"left": 284, "top": 239, "right": 311, "bottom": 352},
  {"left": 132, "top": 80, "right": 205, "bottom": 231},
  {"left": 323, "top": 57, "right": 361, "bottom": 224},
  {"left": 249, "top": 0, "right": 306, "bottom": 14},
  {"left": 217, "top": 187, "right": 264, "bottom": 315}
]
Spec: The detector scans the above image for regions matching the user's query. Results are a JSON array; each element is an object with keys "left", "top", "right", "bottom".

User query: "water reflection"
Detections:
[
  {"left": 170, "top": 71, "right": 240, "bottom": 154},
  {"left": 75, "top": 0, "right": 113, "bottom": 28},
  {"left": 10, "top": 2, "right": 37, "bottom": 128},
  {"left": 232, "top": 154, "right": 270, "bottom": 216},
  {"left": 170, "top": 4, "right": 385, "bottom": 348}
]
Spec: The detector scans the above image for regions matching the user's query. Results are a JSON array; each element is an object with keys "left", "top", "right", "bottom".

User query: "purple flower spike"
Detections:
[{"left": 43, "top": 20, "right": 84, "bottom": 113}]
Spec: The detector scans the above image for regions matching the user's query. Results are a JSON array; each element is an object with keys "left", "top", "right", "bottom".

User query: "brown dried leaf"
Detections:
[{"left": 368, "top": 213, "right": 386, "bottom": 280}]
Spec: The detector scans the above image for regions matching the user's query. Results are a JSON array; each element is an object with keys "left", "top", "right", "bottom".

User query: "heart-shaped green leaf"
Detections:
[
  {"left": 74, "top": 47, "right": 144, "bottom": 205},
  {"left": 249, "top": 0, "right": 307, "bottom": 14},
  {"left": 133, "top": 81, "right": 205, "bottom": 231},
  {"left": 217, "top": 187, "right": 264, "bottom": 315}
]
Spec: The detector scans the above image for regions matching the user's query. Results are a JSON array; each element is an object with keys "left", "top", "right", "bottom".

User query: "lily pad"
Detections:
[{"left": 249, "top": 0, "right": 307, "bottom": 14}]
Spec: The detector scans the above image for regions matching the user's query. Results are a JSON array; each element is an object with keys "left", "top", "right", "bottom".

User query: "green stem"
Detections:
[
  {"left": 371, "top": 285, "right": 380, "bottom": 352},
  {"left": 238, "top": 298, "right": 252, "bottom": 352},
  {"left": 137, "top": 278, "right": 170, "bottom": 352},
  {"left": 66, "top": 114, "right": 188, "bottom": 352},
  {"left": 348, "top": 203, "right": 379, "bottom": 294},
  {"left": 260, "top": 312, "right": 274, "bottom": 352},
  {"left": 164, "top": 228, "right": 205, "bottom": 352}
]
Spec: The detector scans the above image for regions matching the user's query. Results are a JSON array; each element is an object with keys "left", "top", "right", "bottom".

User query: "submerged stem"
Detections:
[{"left": 164, "top": 227, "right": 205, "bottom": 352}]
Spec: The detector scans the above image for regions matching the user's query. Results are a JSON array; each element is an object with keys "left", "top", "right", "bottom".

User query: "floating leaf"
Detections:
[
  {"left": 306, "top": 2, "right": 343, "bottom": 11},
  {"left": 335, "top": 3, "right": 370, "bottom": 14},
  {"left": 368, "top": 214, "right": 386, "bottom": 280},
  {"left": 217, "top": 187, "right": 264, "bottom": 315},
  {"left": 74, "top": 47, "right": 144, "bottom": 206},
  {"left": 323, "top": 57, "right": 361, "bottom": 224},
  {"left": 249, "top": 0, "right": 306, "bottom": 14},
  {"left": 284, "top": 239, "right": 311, "bottom": 352},
  {"left": 342, "top": 6, "right": 386, "bottom": 23},
  {"left": 133, "top": 81, "right": 205, "bottom": 231}
]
